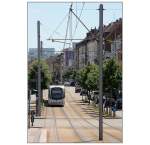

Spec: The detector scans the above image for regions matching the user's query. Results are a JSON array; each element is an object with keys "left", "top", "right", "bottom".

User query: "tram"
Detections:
[{"left": 48, "top": 85, "right": 65, "bottom": 106}]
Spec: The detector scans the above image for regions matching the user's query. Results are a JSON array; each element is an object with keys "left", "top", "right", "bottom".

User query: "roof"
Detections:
[
  {"left": 75, "top": 18, "right": 122, "bottom": 48},
  {"left": 49, "top": 85, "right": 65, "bottom": 89}
]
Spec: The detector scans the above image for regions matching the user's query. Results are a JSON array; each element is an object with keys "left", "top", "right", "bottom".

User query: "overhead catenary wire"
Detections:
[
  {"left": 69, "top": 4, "right": 73, "bottom": 48},
  {"left": 75, "top": 8, "right": 121, "bottom": 11},
  {"left": 70, "top": 7, "right": 90, "bottom": 32},
  {"left": 75, "top": 2, "right": 77, "bottom": 26},
  {"left": 47, "top": 3, "right": 121, "bottom": 51},
  {"left": 36, "top": 50, "right": 96, "bottom": 52},
  {"left": 63, "top": 3, "right": 73, "bottom": 50},
  {"left": 49, "top": 12, "right": 69, "bottom": 39},
  {"left": 72, "top": 2, "right": 85, "bottom": 38}
]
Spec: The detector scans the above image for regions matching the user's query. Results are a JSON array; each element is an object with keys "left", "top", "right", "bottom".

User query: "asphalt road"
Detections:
[{"left": 28, "top": 86, "right": 122, "bottom": 143}]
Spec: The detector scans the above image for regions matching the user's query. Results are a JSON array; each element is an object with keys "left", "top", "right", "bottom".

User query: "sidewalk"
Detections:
[
  {"left": 28, "top": 94, "right": 45, "bottom": 143},
  {"left": 28, "top": 128, "right": 47, "bottom": 143},
  {"left": 116, "top": 110, "right": 122, "bottom": 118}
]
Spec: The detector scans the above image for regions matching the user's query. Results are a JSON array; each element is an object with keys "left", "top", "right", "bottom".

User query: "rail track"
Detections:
[
  {"left": 66, "top": 88, "right": 122, "bottom": 142},
  {"left": 51, "top": 107, "right": 60, "bottom": 142},
  {"left": 38, "top": 87, "right": 122, "bottom": 142}
]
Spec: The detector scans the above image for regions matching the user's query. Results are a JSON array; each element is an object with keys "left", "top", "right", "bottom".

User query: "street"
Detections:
[{"left": 28, "top": 86, "right": 122, "bottom": 143}]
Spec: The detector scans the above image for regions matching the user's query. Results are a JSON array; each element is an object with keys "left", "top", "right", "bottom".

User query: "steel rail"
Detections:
[
  {"left": 64, "top": 89, "right": 99, "bottom": 142},
  {"left": 67, "top": 88, "right": 122, "bottom": 131},
  {"left": 51, "top": 108, "right": 60, "bottom": 142},
  {"left": 66, "top": 88, "right": 122, "bottom": 142},
  {"left": 44, "top": 107, "right": 47, "bottom": 128},
  {"left": 69, "top": 102, "right": 122, "bottom": 142},
  {"left": 60, "top": 106, "right": 85, "bottom": 142}
]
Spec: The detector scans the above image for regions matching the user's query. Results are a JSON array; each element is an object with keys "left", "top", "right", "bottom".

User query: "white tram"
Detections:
[{"left": 48, "top": 85, "right": 65, "bottom": 106}]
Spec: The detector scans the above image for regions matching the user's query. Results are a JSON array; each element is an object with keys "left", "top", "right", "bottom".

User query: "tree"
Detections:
[
  {"left": 103, "top": 59, "right": 122, "bottom": 116},
  {"left": 85, "top": 64, "right": 99, "bottom": 104},
  {"left": 63, "top": 69, "right": 77, "bottom": 81},
  {"left": 28, "top": 60, "right": 52, "bottom": 90},
  {"left": 103, "top": 58, "right": 122, "bottom": 99},
  {"left": 85, "top": 64, "right": 99, "bottom": 91},
  {"left": 77, "top": 67, "right": 88, "bottom": 89},
  {"left": 76, "top": 64, "right": 99, "bottom": 103},
  {"left": 77, "top": 64, "right": 99, "bottom": 90}
]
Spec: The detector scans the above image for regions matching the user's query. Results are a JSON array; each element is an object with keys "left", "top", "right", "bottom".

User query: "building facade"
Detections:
[
  {"left": 28, "top": 48, "right": 55, "bottom": 62},
  {"left": 74, "top": 18, "right": 122, "bottom": 70},
  {"left": 63, "top": 48, "right": 74, "bottom": 71}
]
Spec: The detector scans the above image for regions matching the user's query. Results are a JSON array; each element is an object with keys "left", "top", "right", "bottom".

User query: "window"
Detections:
[{"left": 51, "top": 88, "right": 63, "bottom": 100}]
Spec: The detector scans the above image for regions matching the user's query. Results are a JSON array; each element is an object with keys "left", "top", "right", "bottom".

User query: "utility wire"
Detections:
[
  {"left": 69, "top": 5, "right": 72, "bottom": 48},
  {"left": 70, "top": 8, "right": 90, "bottom": 32},
  {"left": 72, "top": 2, "right": 85, "bottom": 38},
  {"left": 75, "top": 2, "right": 77, "bottom": 26},
  {"left": 49, "top": 12, "right": 68, "bottom": 39},
  {"left": 63, "top": 3, "right": 72, "bottom": 50},
  {"left": 71, "top": 8, "right": 121, "bottom": 11}
]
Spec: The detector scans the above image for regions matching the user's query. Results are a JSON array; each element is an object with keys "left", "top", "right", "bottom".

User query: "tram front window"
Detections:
[{"left": 51, "top": 88, "right": 63, "bottom": 100}]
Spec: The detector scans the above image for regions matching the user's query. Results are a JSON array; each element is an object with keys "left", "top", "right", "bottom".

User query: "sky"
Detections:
[{"left": 28, "top": 2, "right": 122, "bottom": 52}]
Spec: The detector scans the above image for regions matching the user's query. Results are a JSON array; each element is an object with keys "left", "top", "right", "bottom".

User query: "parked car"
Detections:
[
  {"left": 64, "top": 81, "right": 70, "bottom": 86},
  {"left": 75, "top": 85, "right": 81, "bottom": 93},
  {"left": 70, "top": 81, "right": 75, "bottom": 86}
]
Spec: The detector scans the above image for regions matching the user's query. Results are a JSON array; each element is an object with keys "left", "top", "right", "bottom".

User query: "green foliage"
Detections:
[
  {"left": 77, "top": 67, "right": 88, "bottom": 89},
  {"left": 28, "top": 60, "right": 52, "bottom": 90},
  {"left": 75, "top": 70, "right": 81, "bottom": 84},
  {"left": 63, "top": 69, "right": 77, "bottom": 80},
  {"left": 85, "top": 64, "right": 99, "bottom": 91},
  {"left": 76, "top": 59, "right": 122, "bottom": 97},
  {"left": 77, "top": 64, "right": 99, "bottom": 91},
  {"left": 103, "top": 59, "right": 122, "bottom": 96}
]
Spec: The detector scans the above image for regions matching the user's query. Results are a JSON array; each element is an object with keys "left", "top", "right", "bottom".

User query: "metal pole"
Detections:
[
  {"left": 35, "top": 74, "right": 38, "bottom": 116},
  {"left": 70, "top": 8, "right": 90, "bottom": 32},
  {"left": 40, "top": 41, "right": 43, "bottom": 103},
  {"left": 114, "top": 30, "right": 117, "bottom": 58},
  {"left": 98, "top": 4, "right": 103, "bottom": 141},
  {"left": 37, "top": 20, "right": 41, "bottom": 116},
  {"left": 60, "top": 54, "right": 63, "bottom": 84},
  {"left": 28, "top": 90, "right": 31, "bottom": 128},
  {"left": 40, "top": 41, "right": 43, "bottom": 59},
  {"left": 70, "top": 8, "right": 72, "bottom": 48},
  {"left": 52, "top": 40, "right": 71, "bottom": 44}
]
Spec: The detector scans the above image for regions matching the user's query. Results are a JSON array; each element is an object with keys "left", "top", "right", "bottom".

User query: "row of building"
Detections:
[
  {"left": 28, "top": 48, "right": 55, "bottom": 62},
  {"left": 74, "top": 18, "right": 122, "bottom": 70},
  {"left": 28, "top": 18, "right": 122, "bottom": 82},
  {"left": 61, "top": 17, "right": 122, "bottom": 70}
]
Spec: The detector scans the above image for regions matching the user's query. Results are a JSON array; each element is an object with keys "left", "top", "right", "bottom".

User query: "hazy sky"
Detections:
[{"left": 28, "top": 2, "right": 122, "bottom": 52}]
